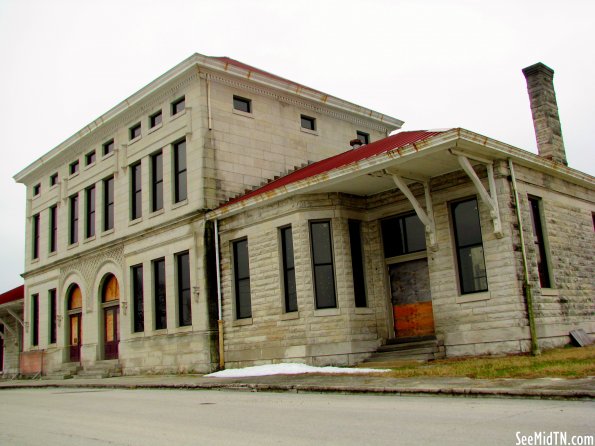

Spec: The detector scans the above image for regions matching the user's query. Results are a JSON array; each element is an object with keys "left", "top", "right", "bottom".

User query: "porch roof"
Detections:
[
  {"left": 207, "top": 128, "right": 594, "bottom": 220},
  {"left": 0, "top": 285, "right": 23, "bottom": 306}
]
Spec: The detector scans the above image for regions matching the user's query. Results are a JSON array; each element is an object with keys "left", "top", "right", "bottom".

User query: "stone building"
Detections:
[
  {"left": 13, "top": 53, "right": 401, "bottom": 376},
  {"left": 13, "top": 57, "right": 594, "bottom": 374}
]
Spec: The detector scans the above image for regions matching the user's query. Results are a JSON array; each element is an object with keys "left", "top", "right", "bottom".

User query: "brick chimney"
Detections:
[{"left": 522, "top": 62, "right": 567, "bottom": 165}]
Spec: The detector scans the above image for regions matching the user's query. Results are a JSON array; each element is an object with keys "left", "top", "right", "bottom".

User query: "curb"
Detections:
[{"left": 0, "top": 381, "right": 593, "bottom": 400}]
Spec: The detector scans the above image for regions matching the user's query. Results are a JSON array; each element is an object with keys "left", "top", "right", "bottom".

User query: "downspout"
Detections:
[
  {"left": 508, "top": 159, "right": 540, "bottom": 356},
  {"left": 214, "top": 219, "right": 224, "bottom": 369}
]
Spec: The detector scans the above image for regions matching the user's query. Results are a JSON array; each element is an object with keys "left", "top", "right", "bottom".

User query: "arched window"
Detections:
[
  {"left": 102, "top": 274, "right": 119, "bottom": 303},
  {"left": 68, "top": 285, "right": 82, "bottom": 310}
]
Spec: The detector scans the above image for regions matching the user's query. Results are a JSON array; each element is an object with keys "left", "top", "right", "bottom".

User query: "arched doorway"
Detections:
[
  {"left": 101, "top": 274, "right": 120, "bottom": 360},
  {"left": 67, "top": 285, "right": 83, "bottom": 362}
]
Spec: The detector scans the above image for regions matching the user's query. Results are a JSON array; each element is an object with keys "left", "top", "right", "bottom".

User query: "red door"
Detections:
[
  {"left": 69, "top": 313, "right": 81, "bottom": 362},
  {"left": 104, "top": 306, "right": 119, "bottom": 360}
]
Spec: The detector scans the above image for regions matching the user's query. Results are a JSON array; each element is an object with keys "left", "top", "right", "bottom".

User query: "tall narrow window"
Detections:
[
  {"left": 131, "top": 264, "right": 144, "bottom": 333},
  {"left": 280, "top": 227, "right": 297, "bottom": 312},
  {"left": 151, "top": 151, "right": 163, "bottom": 212},
  {"left": 31, "top": 294, "right": 39, "bottom": 347},
  {"left": 69, "top": 194, "right": 78, "bottom": 244},
  {"left": 85, "top": 185, "right": 96, "bottom": 238},
  {"left": 233, "top": 239, "right": 251, "bottom": 319},
  {"left": 173, "top": 139, "right": 187, "bottom": 203},
  {"left": 348, "top": 220, "right": 367, "bottom": 307},
  {"left": 49, "top": 289, "right": 57, "bottom": 344},
  {"left": 310, "top": 221, "right": 337, "bottom": 309},
  {"left": 176, "top": 251, "right": 191, "bottom": 327},
  {"left": 32, "top": 214, "right": 40, "bottom": 260},
  {"left": 103, "top": 176, "right": 114, "bottom": 231},
  {"left": 130, "top": 162, "right": 142, "bottom": 220},
  {"left": 451, "top": 198, "right": 488, "bottom": 294},
  {"left": 529, "top": 197, "right": 552, "bottom": 288},
  {"left": 153, "top": 258, "right": 167, "bottom": 330},
  {"left": 49, "top": 205, "right": 57, "bottom": 253}
]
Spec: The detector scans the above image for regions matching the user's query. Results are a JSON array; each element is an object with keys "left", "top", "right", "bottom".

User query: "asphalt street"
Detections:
[{"left": 0, "top": 388, "right": 593, "bottom": 445}]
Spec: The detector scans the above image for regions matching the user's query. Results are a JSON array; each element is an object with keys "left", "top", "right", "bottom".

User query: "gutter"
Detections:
[{"left": 508, "top": 159, "right": 540, "bottom": 356}]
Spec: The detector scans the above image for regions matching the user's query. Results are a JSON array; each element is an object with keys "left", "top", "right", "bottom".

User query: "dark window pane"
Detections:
[
  {"left": 404, "top": 214, "right": 426, "bottom": 252},
  {"left": 131, "top": 162, "right": 142, "bottom": 220},
  {"left": 50, "top": 173, "right": 58, "bottom": 186},
  {"left": 103, "top": 140, "right": 114, "bottom": 156},
  {"left": 233, "top": 239, "right": 251, "bottom": 319},
  {"left": 301, "top": 115, "right": 315, "bottom": 130},
  {"left": 452, "top": 200, "right": 483, "bottom": 247},
  {"left": 104, "top": 177, "right": 114, "bottom": 231},
  {"left": 132, "top": 265, "right": 144, "bottom": 333},
  {"left": 85, "top": 151, "right": 96, "bottom": 166},
  {"left": 86, "top": 186, "right": 95, "bottom": 238},
  {"left": 529, "top": 197, "right": 551, "bottom": 288},
  {"left": 174, "top": 140, "right": 187, "bottom": 203},
  {"left": 311, "top": 221, "right": 333, "bottom": 264},
  {"left": 314, "top": 265, "right": 337, "bottom": 309},
  {"left": 381, "top": 213, "right": 426, "bottom": 258},
  {"left": 172, "top": 97, "right": 185, "bottom": 115},
  {"left": 152, "top": 152, "right": 163, "bottom": 211},
  {"left": 31, "top": 294, "right": 39, "bottom": 346},
  {"left": 32, "top": 214, "right": 40, "bottom": 259},
  {"left": 150, "top": 111, "right": 162, "bottom": 128},
  {"left": 70, "top": 161, "right": 79, "bottom": 175},
  {"left": 177, "top": 252, "right": 192, "bottom": 327},
  {"left": 458, "top": 246, "right": 488, "bottom": 294},
  {"left": 49, "top": 205, "right": 57, "bottom": 253},
  {"left": 130, "top": 124, "right": 141, "bottom": 140},
  {"left": 233, "top": 96, "right": 251, "bottom": 113},
  {"left": 154, "top": 259, "right": 167, "bottom": 330},
  {"left": 356, "top": 131, "right": 370, "bottom": 144},
  {"left": 281, "top": 227, "right": 297, "bottom": 312},
  {"left": 33, "top": 184, "right": 40, "bottom": 196},
  {"left": 349, "top": 220, "right": 367, "bottom": 307},
  {"left": 49, "top": 289, "right": 57, "bottom": 344},
  {"left": 70, "top": 195, "right": 78, "bottom": 244}
]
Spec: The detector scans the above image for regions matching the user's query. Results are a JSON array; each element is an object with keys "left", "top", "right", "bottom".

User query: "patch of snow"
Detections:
[{"left": 205, "top": 363, "right": 390, "bottom": 378}]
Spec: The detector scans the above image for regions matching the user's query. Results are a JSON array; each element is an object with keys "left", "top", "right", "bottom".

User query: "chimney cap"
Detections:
[{"left": 522, "top": 62, "right": 554, "bottom": 78}]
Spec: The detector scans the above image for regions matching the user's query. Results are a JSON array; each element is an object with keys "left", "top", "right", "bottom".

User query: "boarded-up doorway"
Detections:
[{"left": 389, "top": 258, "right": 435, "bottom": 339}]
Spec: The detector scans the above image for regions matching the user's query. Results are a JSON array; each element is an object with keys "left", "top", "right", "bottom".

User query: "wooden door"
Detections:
[
  {"left": 104, "top": 306, "right": 119, "bottom": 360},
  {"left": 69, "top": 313, "right": 81, "bottom": 362},
  {"left": 389, "top": 258, "right": 435, "bottom": 339}
]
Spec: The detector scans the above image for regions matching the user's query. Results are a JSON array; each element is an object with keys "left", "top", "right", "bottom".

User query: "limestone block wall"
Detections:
[
  {"left": 513, "top": 165, "right": 595, "bottom": 349},
  {"left": 218, "top": 195, "right": 383, "bottom": 368},
  {"left": 202, "top": 75, "right": 392, "bottom": 208},
  {"left": 0, "top": 316, "right": 22, "bottom": 376}
]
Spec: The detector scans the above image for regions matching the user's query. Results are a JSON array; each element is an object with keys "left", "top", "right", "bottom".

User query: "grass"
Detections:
[{"left": 362, "top": 345, "right": 595, "bottom": 379}]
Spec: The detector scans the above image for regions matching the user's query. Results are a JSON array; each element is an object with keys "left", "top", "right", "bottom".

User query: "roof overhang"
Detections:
[
  {"left": 207, "top": 128, "right": 594, "bottom": 221},
  {"left": 14, "top": 53, "right": 403, "bottom": 184}
]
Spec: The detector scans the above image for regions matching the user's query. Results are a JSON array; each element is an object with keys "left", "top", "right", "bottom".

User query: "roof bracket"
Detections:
[
  {"left": 7, "top": 308, "right": 24, "bottom": 327},
  {"left": 456, "top": 155, "right": 503, "bottom": 238},
  {"left": 0, "top": 317, "right": 17, "bottom": 336},
  {"left": 390, "top": 173, "right": 438, "bottom": 250}
]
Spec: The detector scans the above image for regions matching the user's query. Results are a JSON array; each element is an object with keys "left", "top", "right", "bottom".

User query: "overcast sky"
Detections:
[{"left": 0, "top": 0, "right": 593, "bottom": 291}]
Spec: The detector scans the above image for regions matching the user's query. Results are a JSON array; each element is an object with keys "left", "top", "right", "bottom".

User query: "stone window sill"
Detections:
[
  {"left": 172, "top": 199, "right": 188, "bottom": 210},
  {"left": 280, "top": 311, "right": 300, "bottom": 321},
  {"left": 456, "top": 291, "right": 491, "bottom": 304},
  {"left": 540, "top": 288, "right": 559, "bottom": 296},
  {"left": 314, "top": 308, "right": 340, "bottom": 317},
  {"left": 233, "top": 317, "right": 253, "bottom": 327},
  {"left": 354, "top": 307, "right": 374, "bottom": 315},
  {"left": 300, "top": 127, "right": 318, "bottom": 136},
  {"left": 148, "top": 123, "right": 162, "bottom": 135},
  {"left": 232, "top": 109, "right": 254, "bottom": 119}
]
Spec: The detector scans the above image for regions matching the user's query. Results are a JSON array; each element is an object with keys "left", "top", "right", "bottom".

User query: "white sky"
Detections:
[{"left": 0, "top": 0, "right": 593, "bottom": 291}]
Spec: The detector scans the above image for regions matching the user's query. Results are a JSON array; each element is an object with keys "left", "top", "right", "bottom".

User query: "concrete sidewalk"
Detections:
[{"left": 1, "top": 373, "right": 593, "bottom": 400}]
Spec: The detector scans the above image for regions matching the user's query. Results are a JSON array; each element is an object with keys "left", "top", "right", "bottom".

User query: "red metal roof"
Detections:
[
  {"left": 221, "top": 130, "right": 447, "bottom": 208},
  {"left": 0, "top": 285, "right": 24, "bottom": 306}
]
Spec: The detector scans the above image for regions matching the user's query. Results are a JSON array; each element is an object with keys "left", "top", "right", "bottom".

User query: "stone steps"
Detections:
[
  {"left": 363, "top": 337, "right": 444, "bottom": 364},
  {"left": 72, "top": 360, "right": 122, "bottom": 379}
]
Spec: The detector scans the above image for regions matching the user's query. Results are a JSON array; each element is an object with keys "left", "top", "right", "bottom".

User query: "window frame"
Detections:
[
  {"left": 151, "top": 151, "right": 164, "bottom": 212},
  {"left": 129, "top": 123, "right": 141, "bottom": 141},
  {"left": 85, "top": 185, "right": 96, "bottom": 239},
  {"left": 233, "top": 238, "right": 252, "bottom": 320},
  {"left": 309, "top": 220, "right": 338, "bottom": 309},
  {"left": 153, "top": 258, "right": 167, "bottom": 330},
  {"left": 85, "top": 150, "right": 96, "bottom": 166},
  {"left": 31, "top": 294, "right": 39, "bottom": 347},
  {"left": 102, "top": 139, "right": 114, "bottom": 156},
  {"left": 233, "top": 95, "right": 252, "bottom": 114},
  {"left": 280, "top": 226, "right": 297, "bottom": 313},
  {"left": 451, "top": 197, "right": 488, "bottom": 295},
  {"left": 49, "top": 205, "right": 58, "bottom": 253},
  {"left": 171, "top": 96, "right": 185, "bottom": 116},
  {"left": 69, "top": 160, "right": 79, "bottom": 176},
  {"left": 69, "top": 194, "right": 79, "bottom": 245},
  {"left": 130, "top": 162, "right": 142, "bottom": 220},
  {"left": 176, "top": 251, "right": 192, "bottom": 327},
  {"left": 300, "top": 114, "right": 316, "bottom": 131},
  {"left": 49, "top": 173, "right": 58, "bottom": 187},
  {"left": 49, "top": 289, "right": 57, "bottom": 344},
  {"left": 131, "top": 264, "right": 144, "bottom": 333},
  {"left": 528, "top": 196, "right": 553, "bottom": 288},
  {"left": 173, "top": 139, "right": 187, "bottom": 203},
  {"left": 33, "top": 183, "right": 41, "bottom": 197},
  {"left": 149, "top": 110, "right": 163, "bottom": 129},
  {"left": 32, "top": 213, "right": 40, "bottom": 260},
  {"left": 348, "top": 219, "right": 367, "bottom": 308},
  {"left": 381, "top": 212, "right": 427, "bottom": 259},
  {"left": 103, "top": 176, "right": 114, "bottom": 232}
]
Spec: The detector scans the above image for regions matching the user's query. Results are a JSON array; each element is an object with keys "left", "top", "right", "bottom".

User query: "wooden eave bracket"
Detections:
[
  {"left": 388, "top": 171, "right": 438, "bottom": 251},
  {"left": 0, "top": 316, "right": 17, "bottom": 336},
  {"left": 7, "top": 308, "right": 24, "bottom": 327},
  {"left": 455, "top": 153, "right": 503, "bottom": 238}
]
